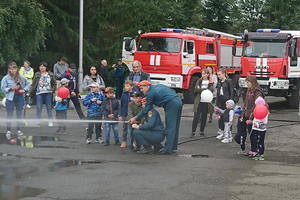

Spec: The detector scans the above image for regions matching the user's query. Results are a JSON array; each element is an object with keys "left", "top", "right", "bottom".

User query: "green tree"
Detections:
[
  {"left": 0, "top": 0, "right": 50, "bottom": 70},
  {"left": 203, "top": 0, "right": 234, "bottom": 32},
  {"left": 262, "top": 0, "right": 300, "bottom": 29}
]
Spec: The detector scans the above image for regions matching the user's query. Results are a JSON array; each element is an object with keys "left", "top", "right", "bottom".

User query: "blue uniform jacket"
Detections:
[
  {"left": 119, "top": 91, "right": 132, "bottom": 117},
  {"left": 83, "top": 92, "right": 105, "bottom": 117},
  {"left": 139, "top": 108, "right": 165, "bottom": 132},
  {"left": 137, "top": 84, "right": 178, "bottom": 119}
]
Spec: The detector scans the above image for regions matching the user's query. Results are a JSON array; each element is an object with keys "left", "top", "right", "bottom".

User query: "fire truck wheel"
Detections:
[
  {"left": 288, "top": 79, "right": 300, "bottom": 109},
  {"left": 183, "top": 75, "right": 199, "bottom": 104}
]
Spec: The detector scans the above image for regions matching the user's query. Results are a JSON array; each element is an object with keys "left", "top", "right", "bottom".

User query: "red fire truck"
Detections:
[
  {"left": 122, "top": 28, "right": 242, "bottom": 103},
  {"left": 236, "top": 29, "right": 300, "bottom": 108}
]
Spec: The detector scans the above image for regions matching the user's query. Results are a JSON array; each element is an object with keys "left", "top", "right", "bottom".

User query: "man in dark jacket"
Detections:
[
  {"left": 112, "top": 59, "right": 129, "bottom": 99},
  {"left": 128, "top": 60, "right": 150, "bottom": 92},
  {"left": 61, "top": 63, "right": 85, "bottom": 119},
  {"left": 98, "top": 59, "right": 110, "bottom": 86}
]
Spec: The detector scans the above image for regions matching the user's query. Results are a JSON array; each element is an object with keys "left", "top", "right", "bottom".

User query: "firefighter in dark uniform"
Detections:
[
  {"left": 129, "top": 80, "right": 182, "bottom": 154},
  {"left": 132, "top": 98, "right": 165, "bottom": 153}
]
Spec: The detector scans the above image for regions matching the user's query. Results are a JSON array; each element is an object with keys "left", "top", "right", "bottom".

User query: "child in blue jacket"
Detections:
[
  {"left": 54, "top": 78, "right": 70, "bottom": 134},
  {"left": 83, "top": 82, "right": 105, "bottom": 144}
]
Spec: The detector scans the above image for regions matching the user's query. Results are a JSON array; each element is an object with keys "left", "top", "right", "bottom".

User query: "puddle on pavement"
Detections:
[
  {"left": 0, "top": 134, "right": 70, "bottom": 149},
  {"left": 48, "top": 160, "right": 103, "bottom": 172},
  {"left": 178, "top": 154, "right": 210, "bottom": 158},
  {"left": 0, "top": 167, "right": 45, "bottom": 199},
  {"left": 0, "top": 184, "right": 45, "bottom": 200}
]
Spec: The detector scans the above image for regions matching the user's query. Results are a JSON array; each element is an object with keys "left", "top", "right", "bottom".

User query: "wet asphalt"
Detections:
[{"left": 0, "top": 97, "right": 299, "bottom": 200}]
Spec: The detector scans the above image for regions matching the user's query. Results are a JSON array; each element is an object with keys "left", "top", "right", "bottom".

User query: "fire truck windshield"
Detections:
[
  {"left": 244, "top": 41, "right": 287, "bottom": 58},
  {"left": 138, "top": 37, "right": 182, "bottom": 53}
]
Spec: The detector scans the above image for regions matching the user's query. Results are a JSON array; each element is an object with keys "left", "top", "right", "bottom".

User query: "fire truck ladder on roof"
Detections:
[{"left": 184, "top": 27, "right": 241, "bottom": 39}]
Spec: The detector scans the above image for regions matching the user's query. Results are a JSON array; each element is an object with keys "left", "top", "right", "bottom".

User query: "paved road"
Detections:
[{"left": 0, "top": 97, "right": 299, "bottom": 200}]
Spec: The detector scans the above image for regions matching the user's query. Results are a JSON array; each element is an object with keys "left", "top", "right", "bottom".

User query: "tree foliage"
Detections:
[
  {"left": 1, "top": 0, "right": 300, "bottom": 73},
  {"left": 0, "top": 0, "right": 50, "bottom": 69}
]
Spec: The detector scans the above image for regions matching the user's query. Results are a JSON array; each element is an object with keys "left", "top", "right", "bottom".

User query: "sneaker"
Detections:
[
  {"left": 26, "top": 104, "right": 31, "bottom": 109},
  {"left": 48, "top": 122, "right": 54, "bottom": 127},
  {"left": 216, "top": 134, "right": 223, "bottom": 140},
  {"left": 137, "top": 145, "right": 152, "bottom": 154},
  {"left": 228, "top": 137, "right": 233, "bottom": 142},
  {"left": 221, "top": 138, "right": 229, "bottom": 143},
  {"left": 237, "top": 150, "right": 248, "bottom": 156},
  {"left": 6, "top": 131, "right": 12, "bottom": 140},
  {"left": 17, "top": 130, "right": 24, "bottom": 137},
  {"left": 86, "top": 138, "right": 92, "bottom": 144},
  {"left": 153, "top": 143, "right": 164, "bottom": 153},
  {"left": 253, "top": 154, "right": 265, "bottom": 161},
  {"left": 190, "top": 132, "right": 195, "bottom": 138},
  {"left": 120, "top": 141, "right": 127, "bottom": 148},
  {"left": 248, "top": 151, "right": 257, "bottom": 158},
  {"left": 199, "top": 131, "right": 204, "bottom": 136},
  {"left": 95, "top": 138, "right": 104, "bottom": 144}
]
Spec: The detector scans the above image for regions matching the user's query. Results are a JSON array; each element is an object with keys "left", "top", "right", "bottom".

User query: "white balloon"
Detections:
[
  {"left": 200, "top": 89, "right": 213, "bottom": 103},
  {"left": 1, "top": 98, "right": 6, "bottom": 107}
]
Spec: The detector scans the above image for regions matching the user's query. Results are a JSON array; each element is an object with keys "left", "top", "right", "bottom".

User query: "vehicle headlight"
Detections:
[{"left": 171, "top": 77, "right": 181, "bottom": 82}]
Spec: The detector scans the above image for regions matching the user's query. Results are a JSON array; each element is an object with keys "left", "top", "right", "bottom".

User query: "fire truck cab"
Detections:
[
  {"left": 237, "top": 29, "right": 300, "bottom": 108},
  {"left": 122, "top": 28, "right": 242, "bottom": 103}
]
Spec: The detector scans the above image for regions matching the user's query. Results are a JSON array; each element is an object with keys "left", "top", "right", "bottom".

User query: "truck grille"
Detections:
[{"left": 250, "top": 71, "right": 274, "bottom": 76}]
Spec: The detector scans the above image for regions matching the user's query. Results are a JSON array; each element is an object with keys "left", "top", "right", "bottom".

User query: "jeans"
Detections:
[
  {"left": 86, "top": 116, "right": 102, "bottom": 139},
  {"left": 36, "top": 93, "right": 53, "bottom": 119},
  {"left": 6, "top": 95, "right": 25, "bottom": 131},
  {"left": 127, "top": 126, "right": 134, "bottom": 147},
  {"left": 252, "top": 130, "right": 266, "bottom": 154},
  {"left": 236, "top": 118, "right": 252, "bottom": 151},
  {"left": 56, "top": 110, "right": 67, "bottom": 131},
  {"left": 122, "top": 121, "right": 128, "bottom": 142},
  {"left": 192, "top": 102, "right": 208, "bottom": 132},
  {"left": 104, "top": 122, "right": 119, "bottom": 144}
]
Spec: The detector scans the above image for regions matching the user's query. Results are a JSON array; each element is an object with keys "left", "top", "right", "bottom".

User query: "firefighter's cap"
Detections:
[{"left": 138, "top": 80, "right": 151, "bottom": 87}]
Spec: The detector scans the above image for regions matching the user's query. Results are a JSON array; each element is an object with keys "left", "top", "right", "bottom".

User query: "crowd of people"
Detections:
[{"left": 0, "top": 57, "right": 268, "bottom": 159}]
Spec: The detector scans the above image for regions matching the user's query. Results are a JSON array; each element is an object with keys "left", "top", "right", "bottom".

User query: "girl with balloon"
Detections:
[
  {"left": 236, "top": 76, "right": 264, "bottom": 156},
  {"left": 191, "top": 69, "right": 214, "bottom": 137},
  {"left": 249, "top": 97, "right": 269, "bottom": 160}
]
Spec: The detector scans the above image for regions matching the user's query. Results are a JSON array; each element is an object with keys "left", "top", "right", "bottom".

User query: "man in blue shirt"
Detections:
[
  {"left": 129, "top": 81, "right": 182, "bottom": 154},
  {"left": 128, "top": 60, "right": 151, "bottom": 92}
]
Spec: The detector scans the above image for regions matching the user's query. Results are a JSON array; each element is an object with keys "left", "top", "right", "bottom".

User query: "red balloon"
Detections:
[
  {"left": 253, "top": 105, "right": 268, "bottom": 119},
  {"left": 57, "top": 87, "right": 70, "bottom": 98}
]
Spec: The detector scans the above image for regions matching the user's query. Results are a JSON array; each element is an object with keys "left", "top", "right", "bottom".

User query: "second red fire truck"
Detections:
[{"left": 235, "top": 29, "right": 300, "bottom": 108}]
